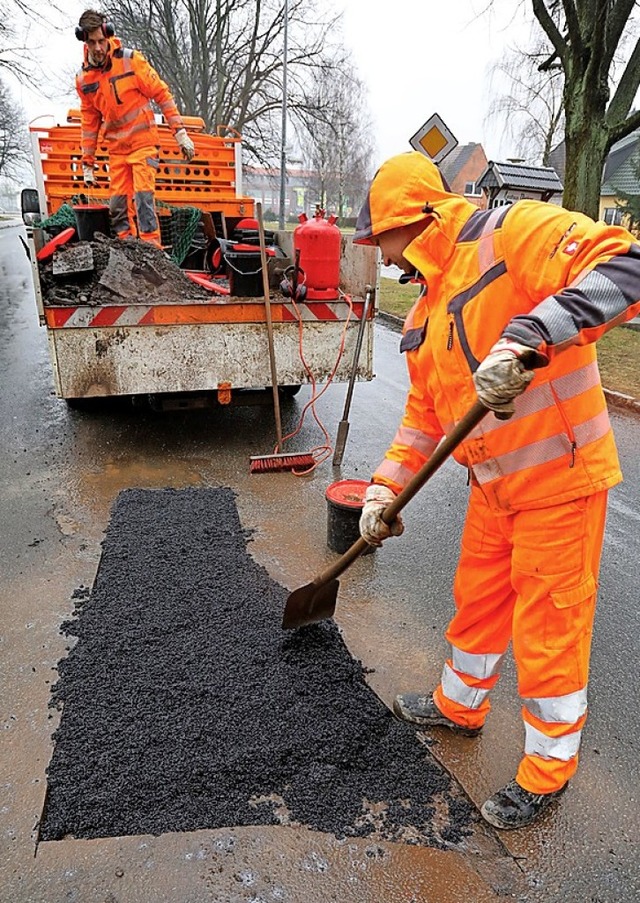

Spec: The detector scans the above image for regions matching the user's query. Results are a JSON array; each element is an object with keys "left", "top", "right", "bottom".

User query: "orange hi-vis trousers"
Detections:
[
  {"left": 433, "top": 485, "right": 608, "bottom": 795},
  {"left": 108, "top": 145, "right": 161, "bottom": 246}
]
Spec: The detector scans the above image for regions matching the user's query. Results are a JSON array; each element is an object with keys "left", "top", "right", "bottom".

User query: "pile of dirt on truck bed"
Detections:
[{"left": 39, "top": 234, "right": 213, "bottom": 306}]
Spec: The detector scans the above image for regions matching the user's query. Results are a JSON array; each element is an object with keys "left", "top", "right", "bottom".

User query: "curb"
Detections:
[
  {"left": 0, "top": 216, "right": 22, "bottom": 231},
  {"left": 603, "top": 388, "right": 640, "bottom": 413},
  {"left": 375, "top": 311, "right": 640, "bottom": 413}
]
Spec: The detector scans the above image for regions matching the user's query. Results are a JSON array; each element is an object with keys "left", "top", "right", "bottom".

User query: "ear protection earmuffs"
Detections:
[
  {"left": 280, "top": 264, "right": 307, "bottom": 302},
  {"left": 75, "top": 20, "right": 115, "bottom": 42}
]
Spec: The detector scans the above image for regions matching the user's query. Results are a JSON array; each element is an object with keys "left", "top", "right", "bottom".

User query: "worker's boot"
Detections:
[
  {"left": 392, "top": 692, "right": 482, "bottom": 737},
  {"left": 481, "top": 779, "right": 568, "bottom": 830}
]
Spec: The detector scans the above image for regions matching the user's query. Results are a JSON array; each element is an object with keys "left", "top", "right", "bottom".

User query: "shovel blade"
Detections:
[{"left": 281, "top": 578, "right": 340, "bottom": 630}]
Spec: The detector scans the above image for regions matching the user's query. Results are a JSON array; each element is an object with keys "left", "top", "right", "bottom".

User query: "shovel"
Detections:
[
  {"left": 332, "top": 285, "right": 373, "bottom": 467},
  {"left": 282, "top": 399, "right": 489, "bottom": 629}
]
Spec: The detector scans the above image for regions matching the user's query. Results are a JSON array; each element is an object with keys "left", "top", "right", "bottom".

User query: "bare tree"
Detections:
[
  {"left": 0, "top": 77, "right": 31, "bottom": 178},
  {"left": 0, "top": 0, "right": 63, "bottom": 80},
  {"left": 487, "top": 40, "right": 565, "bottom": 165},
  {"left": 298, "top": 61, "right": 374, "bottom": 218},
  {"left": 531, "top": 0, "right": 640, "bottom": 216},
  {"left": 105, "top": 0, "right": 347, "bottom": 165}
]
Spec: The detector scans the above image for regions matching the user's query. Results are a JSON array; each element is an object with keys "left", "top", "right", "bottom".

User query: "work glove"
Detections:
[
  {"left": 473, "top": 339, "right": 539, "bottom": 420},
  {"left": 82, "top": 164, "right": 95, "bottom": 186},
  {"left": 359, "top": 484, "right": 404, "bottom": 547},
  {"left": 175, "top": 128, "right": 195, "bottom": 161}
]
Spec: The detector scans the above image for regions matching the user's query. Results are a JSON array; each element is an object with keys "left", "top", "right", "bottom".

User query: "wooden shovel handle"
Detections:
[{"left": 311, "top": 400, "right": 489, "bottom": 588}]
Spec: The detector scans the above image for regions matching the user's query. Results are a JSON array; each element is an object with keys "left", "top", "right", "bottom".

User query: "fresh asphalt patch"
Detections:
[{"left": 39, "top": 487, "right": 478, "bottom": 845}]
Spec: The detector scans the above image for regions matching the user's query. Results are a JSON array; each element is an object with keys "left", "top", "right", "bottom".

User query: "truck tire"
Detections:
[{"left": 279, "top": 384, "right": 302, "bottom": 398}]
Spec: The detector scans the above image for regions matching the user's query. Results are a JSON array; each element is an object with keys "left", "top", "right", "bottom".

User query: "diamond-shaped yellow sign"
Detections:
[{"left": 409, "top": 114, "right": 458, "bottom": 164}]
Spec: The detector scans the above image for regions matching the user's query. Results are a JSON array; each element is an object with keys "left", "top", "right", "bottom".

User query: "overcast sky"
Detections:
[
  {"left": 341, "top": 0, "right": 534, "bottom": 163},
  {"left": 16, "top": 0, "right": 534, "bottom": 164}
]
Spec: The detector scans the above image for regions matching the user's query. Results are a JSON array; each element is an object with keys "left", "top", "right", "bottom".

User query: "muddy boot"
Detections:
[
  {"left": 481, "top": 779, "right": 568, "bottom": 830},
  {"left": 392, "top": 692, "right": 482, "bottom": 737}
]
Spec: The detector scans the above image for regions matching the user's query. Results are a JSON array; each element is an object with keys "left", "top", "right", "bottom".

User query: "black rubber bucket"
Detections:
[
  {"left": 325, "top": 479, "right": 375, "bottom": 555},
  {"left": 225, "top": 250, "right": 263, "bottom": 297},
  {"left": 73, "top": 205, "right": 111, "bottom": 241}
]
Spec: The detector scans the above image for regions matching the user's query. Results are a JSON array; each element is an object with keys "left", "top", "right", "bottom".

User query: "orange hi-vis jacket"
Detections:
[
  {"left": 76, "top": 37, "right": 185, "bottom": 168},
  {"left": 355, "top": 153, "right": 640, "bottom": 513}
]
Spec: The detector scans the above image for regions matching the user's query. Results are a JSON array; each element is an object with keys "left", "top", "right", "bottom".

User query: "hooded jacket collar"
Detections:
[{"left": 404, "top": 192, "right": 478, "bottom": 281}]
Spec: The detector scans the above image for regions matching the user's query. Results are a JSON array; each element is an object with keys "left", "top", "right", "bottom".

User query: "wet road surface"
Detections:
[{"left": 1, "top": 218, "right": 639, "bottom": 901}]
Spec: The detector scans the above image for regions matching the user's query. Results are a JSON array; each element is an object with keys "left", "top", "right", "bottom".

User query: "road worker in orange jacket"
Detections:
[
  {"left": 354, "top": 150, "right": 640, "bottom": 830},
  {"left": 75, "top": 9, "right": 195, "bottom": 246}
]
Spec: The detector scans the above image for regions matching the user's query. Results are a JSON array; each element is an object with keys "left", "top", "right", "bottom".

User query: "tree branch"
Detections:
[
  {"left": 533, "top": 0, "right": 569, "bottom": 70},
  {"left": 606, "top": 34, "right": 640, "bottom": 127}
]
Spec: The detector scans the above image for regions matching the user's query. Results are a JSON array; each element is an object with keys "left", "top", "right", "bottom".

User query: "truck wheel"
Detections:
[{"left": 279, "top": 384, "right": 302, "bottom": 397}]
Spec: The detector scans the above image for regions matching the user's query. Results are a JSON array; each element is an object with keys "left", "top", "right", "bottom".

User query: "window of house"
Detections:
[
  {"left": 603, "top": 207, "right": 623, "bottom": 225},
  {"left": 464, "top": 181, "right": 483, "bottom": 197}
]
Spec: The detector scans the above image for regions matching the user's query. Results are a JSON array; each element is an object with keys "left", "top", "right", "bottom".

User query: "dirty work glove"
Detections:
[
  {"left": 175, "top": 128, "right": 195, "bottom": 161},
  {"left": 82, "top": 164, "right": 95, "bottom": 186},
  {"left": 359, "top": 484, "right": 404, "bottom": 547},
  {"left": 473, "top": 339, "right": 539, "bottom": 420}
]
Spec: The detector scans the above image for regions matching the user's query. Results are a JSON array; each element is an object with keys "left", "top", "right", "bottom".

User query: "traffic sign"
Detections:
[{"left": 409, "top": 114, "right": 458, "bottom": 163}]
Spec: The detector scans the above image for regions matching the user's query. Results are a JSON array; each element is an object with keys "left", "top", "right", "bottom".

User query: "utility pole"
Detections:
[{"left": 278, "top": 0, "right": 289, "bottom": 231}]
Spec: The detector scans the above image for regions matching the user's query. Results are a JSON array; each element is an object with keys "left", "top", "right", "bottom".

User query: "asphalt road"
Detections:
[{"left": 1, "top": 218, "right": 639, "bottom": 902}]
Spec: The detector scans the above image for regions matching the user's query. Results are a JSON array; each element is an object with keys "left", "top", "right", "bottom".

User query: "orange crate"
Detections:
[{"left": 31, "top": 111, "right": 254, "bottom": 218}]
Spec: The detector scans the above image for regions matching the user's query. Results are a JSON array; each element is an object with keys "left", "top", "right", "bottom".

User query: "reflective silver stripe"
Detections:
[
  {"left": 472, "top": 409, "right": 611, "bottom": 484},
  {"left": 524, "top": 294, "right": 577, "bottom": 345},
  {"left": 393, "top": 426, "right": 438, "bottom": 458},
  {"left": 552, "top": 360, "right": 601, "bottom": 401},
  {"left": 573, "top": 268, "right": 630, "bottom": 321},
  {"left": 524, "top": 722, "right": 582, "bottom": 760},
  {"left": 108, "top": 106, "right": 148, "bottom": 133},
  {"left": 441, "top": 663, "right": 490, "bottom": 709},
  {"left": 534, "top": 266, "right": 629, "bottom": 346},
  {"left": 478, "top": 207, "right": 508, "bottom": 272},
  {"left": 574, "top": 409, "right": 612, "bottom": 446},
  {"left": 479, "top": 362, "right": 602, "bottom": 435},
  {"left": 524, "top": 688, "right": 588, "bottom": 724},
  {"left": 375, "top": 458, "right": 417, "bottom": 488},
  {"left": 473, "top": 433, "right": 574, "bottom": 483},
  {"left": 452, "top": 647, "right": 505, "bottom": 680}
]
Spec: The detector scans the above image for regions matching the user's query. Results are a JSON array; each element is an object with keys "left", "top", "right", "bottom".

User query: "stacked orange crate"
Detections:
[{"left": 30, "top": 112, "right": 254, "bottom": 218}]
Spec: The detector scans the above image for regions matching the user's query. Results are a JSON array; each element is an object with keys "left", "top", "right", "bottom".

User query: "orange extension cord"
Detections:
[{"left": 277, "top": 290, "right": 355, "bottom": 476}]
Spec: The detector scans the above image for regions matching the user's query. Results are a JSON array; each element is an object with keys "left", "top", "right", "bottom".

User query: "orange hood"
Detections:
[{"left": 354, "top": 150, "right": 477, "bottom": 239}]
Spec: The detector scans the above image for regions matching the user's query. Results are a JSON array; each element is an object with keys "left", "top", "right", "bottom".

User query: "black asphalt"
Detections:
[{"left": 39, "top": 487, "right": 477, "bottom": 846}]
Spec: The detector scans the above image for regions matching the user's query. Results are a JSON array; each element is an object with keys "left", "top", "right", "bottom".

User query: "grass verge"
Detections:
[{"left": 378, "top": 277, "right": 640, "bottom": 400}]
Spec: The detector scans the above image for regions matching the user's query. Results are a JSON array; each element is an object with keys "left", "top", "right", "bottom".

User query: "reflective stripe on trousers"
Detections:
[{"left": 433, "top": 485, "right": 607, "bottom": 794}]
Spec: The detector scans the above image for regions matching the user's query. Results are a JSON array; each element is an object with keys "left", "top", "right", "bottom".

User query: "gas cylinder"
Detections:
[{"left": 293, "top": 209, "right": 341, "bottom": 300}]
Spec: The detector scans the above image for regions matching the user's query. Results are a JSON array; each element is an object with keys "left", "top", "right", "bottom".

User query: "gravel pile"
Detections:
[{"left": 40, "top": 487, "right": 477, "bottom": 847}]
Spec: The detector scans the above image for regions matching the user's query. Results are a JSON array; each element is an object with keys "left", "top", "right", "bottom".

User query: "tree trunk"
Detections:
[
  {"left": 560, "top": 56, "right": 610, "bottom": 218},
  {"left": 562, "top": 123, "right": 609, "bottom": 218}
]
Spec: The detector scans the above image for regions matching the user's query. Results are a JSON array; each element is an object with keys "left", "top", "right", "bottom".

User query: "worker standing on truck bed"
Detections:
[
  {"left": 75, "top": 8, "right": 195, "bottom": 247},
  {"left": 354, "top": 150, "right": 640, "bottom": 830}
]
